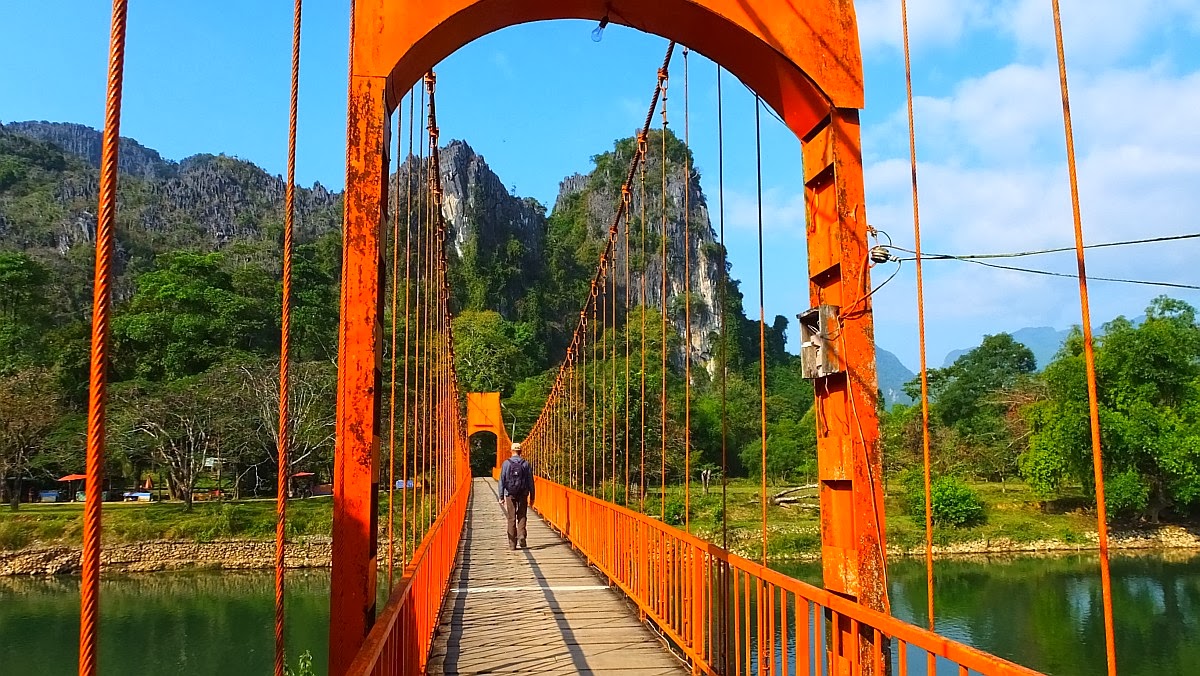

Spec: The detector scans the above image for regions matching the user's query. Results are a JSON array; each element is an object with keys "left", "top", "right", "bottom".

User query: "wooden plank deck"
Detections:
[{"left": 427, "top": 478, "right": 684, "bottom": 675}]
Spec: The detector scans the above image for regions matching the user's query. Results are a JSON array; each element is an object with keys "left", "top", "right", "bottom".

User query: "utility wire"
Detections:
[
  {"left": 889, "top": 232, "right": 1199, "bottom": 261},
  {"left": 891, "top": 253, "right": 1200, "bottom": 291}
]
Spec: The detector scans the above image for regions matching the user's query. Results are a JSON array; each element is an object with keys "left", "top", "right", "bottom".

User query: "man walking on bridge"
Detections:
[{"left": 498, "top": 442, "right": 534, "bottom": 550}]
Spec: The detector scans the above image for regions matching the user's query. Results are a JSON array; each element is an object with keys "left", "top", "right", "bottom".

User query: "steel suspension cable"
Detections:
[
  {"left": 414, "top": 150, "right": 425, "bottom": 538},
  {"left": 899, "top": 0, "right": 936, "bottom": 635},
  {"left": 416, "top": 78, "right": 429, "bottom": 537},
  {"left": 578, "top": 329, "right": 585, "bottom": 488},
  {"left": 748, "top": 92, "right": 768, "bottom": 676},
  {"left": 660, "top": 75, "right": 669, "bottom": 522},
  {"left": 753, "top": 93, "right": 772, "bottom": 676},
  {"left": 80, "top": 2, "right": 128, "bottom": 673},
  {"left": 402, "top": 87, "right": 414, "bottom": 567},
  {"left": 386, "top": 85, "right": 401, "bottom": 592},
  {"left": 428, "top": 81, "right": 445, "bottom": 513},
  {"left": 602, "top": 269, "right": 609, "bottom": 497},
  {"left": 423, "top": 71, "right": 439, "bottom": 528},
  {"left": 428, "top": 75, "right": 439, "bottom": 526},
  {"left": 624, "top": 185, "right": 632, "bottom": 507},
  {"left": 601, "top": 273, "right": 608, "bottom": 495},
  {"left": 588, "top": 288, "right": 592, "bottom": 494},
  {"left": 611, "top": 250, "right": 619, "bottom": 502},
  {"left": 755, "top": 96, "right": 768, "bottom": 567},
  {"left": 716, "top": 62, "right": 731, "bottom": 674},
  {"left": 682, "top": 47, "right": 692, "bottom": 534},
  {"left": 523, "top": 42, "right": 674, "bottom": 513},
  {"left": 274, "top": 2, "right": 303, "bottom": 672},
  {"left": 1051, "top": 2, "right": 1117, "bottom": 673},
  {"left": 640, "top": 131, "right": 649, "bottom": 512}
]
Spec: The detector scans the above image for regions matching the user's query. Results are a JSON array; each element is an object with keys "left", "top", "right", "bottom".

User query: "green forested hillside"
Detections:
[{"left": 3, "top": 122, "right": 1198, "bottom": 531}]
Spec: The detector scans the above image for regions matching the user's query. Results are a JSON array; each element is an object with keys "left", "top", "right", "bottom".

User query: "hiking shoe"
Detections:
[{"left": 518, "top": 539, "right": 526, "bottom": 549}]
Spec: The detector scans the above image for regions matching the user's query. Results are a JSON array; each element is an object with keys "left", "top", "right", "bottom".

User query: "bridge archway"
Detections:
[
  {"left": 335, "top": 2, "right": 885, "bottom": 671},
  {"left": 464, "top": 391, "right": 512, "bottom": 478},
  {"left": 467, "top": 431, "right": 498, "bottom": 478}
]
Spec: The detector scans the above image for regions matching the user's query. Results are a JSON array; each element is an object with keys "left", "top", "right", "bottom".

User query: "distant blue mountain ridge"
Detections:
[
  {"left": 875, "top": 346, "right": 916, "bottom": 408},
  {"left": 878, "top": 318, "right": 1148, "bottom": 409},
  {"left": 941, "top": 326, "right": 1073, "bottom": 371}
]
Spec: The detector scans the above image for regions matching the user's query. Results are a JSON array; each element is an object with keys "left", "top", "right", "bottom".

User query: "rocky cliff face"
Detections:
[
  {"left": 1, "top": 122, "right": 722, "bottom": 369},
  {"left": 552, "top": 131, "right": 724, "bottom": 370},
  {"left": 4, "top": 120, "right": 175, "bottom": 181},
  {"left": 0, "top": 121, "right": 341, "bottom": 259},
  {"left": 437, "top": 140, "right": 545, "bottom": 261}
]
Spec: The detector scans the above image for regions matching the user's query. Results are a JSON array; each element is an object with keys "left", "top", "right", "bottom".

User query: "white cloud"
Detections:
[
  {"left": 856, "top": 0, "right": 990, "bottom": 52},
  {"left": 912, "top": 64, "right": 1062, "bottom": 162},
  {"left": 995, "top": 0, "right": 1200, "bottom": 64},
  {"left": 725, "top": 187, "right": 807, "bottom": 236},
  {"left": 862, "top": 59, "right": 1200, "bottom": 364}
]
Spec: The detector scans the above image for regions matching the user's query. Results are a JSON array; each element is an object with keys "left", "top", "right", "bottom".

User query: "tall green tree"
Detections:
[
  {"left": 0, "top": 368, "right": 63, "bottom": 509},
  {"left": 1022, "top": 297, "right": 1200, "bottom": 521},
  {"left": 905, "top": 333, "right": 1036, "bottom": 480},
  {"left": 112, "top": 252, "right": 276, "bottom": 381},
  {"left": 0, "top": 251, "right": 53, "bottom": 373},
  {"left": 452, "top": 310, "right": 538, "bottom": 395}
]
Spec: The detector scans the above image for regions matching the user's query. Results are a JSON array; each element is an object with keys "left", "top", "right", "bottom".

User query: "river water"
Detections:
[{"left": 1, "top": 552, "right": 1197, "bottom": 675}]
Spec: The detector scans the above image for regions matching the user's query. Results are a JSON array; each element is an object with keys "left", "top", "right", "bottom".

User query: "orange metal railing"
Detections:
[
  {"left": 532, "top": 477, "right": 1042, "bottom": 676},
  {"left": 347, "top": 471, "right": 471, "bottom": 675}
]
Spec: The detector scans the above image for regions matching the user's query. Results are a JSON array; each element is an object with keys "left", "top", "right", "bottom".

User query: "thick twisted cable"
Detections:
[
  {"left": 80, "top": 2, "right": 129, "bottom": 673},
  {"left": 274, "top": 2, "right": 303, "bottom": 674}
]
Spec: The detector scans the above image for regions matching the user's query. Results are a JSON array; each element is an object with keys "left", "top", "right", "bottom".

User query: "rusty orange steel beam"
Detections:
[
  {"left": 330, "top": 73, "right": 389, "bottom": 676},
  {"left": 343, "top": 1, "right": 885, "bottom": 670}
]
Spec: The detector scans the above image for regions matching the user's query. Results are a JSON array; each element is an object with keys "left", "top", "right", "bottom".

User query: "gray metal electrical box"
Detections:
[{"left": 798, "top": 305, "right": 841, "bottom": 379}]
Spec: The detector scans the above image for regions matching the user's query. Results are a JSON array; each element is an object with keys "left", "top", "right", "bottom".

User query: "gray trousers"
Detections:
[{"left": 504, "top": 496, "right": 528, "bottom": 543}]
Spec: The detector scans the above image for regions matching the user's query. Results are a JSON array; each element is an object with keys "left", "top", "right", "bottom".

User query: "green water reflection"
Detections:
[
  {"left": 775, "top": 552, "right": 1200, "bottom": 676},
  {"left": 0, "top": 570, "right": 332, "bottom": 675},
  {"left": 2, "top": 552, "right": 1198, "bottom": 675}
]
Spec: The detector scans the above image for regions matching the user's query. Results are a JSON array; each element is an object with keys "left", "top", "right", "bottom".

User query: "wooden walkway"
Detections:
[{"left": 427, "top": 478, "right": 684, "bottom": 675}]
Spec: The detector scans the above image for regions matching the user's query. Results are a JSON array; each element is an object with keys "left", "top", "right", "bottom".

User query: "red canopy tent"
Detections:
[{"left": 57, "top": 474, "right": 87, "bottom": 502}]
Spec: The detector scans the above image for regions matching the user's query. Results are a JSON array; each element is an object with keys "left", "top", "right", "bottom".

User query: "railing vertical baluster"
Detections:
[
  {"left": 799, "top": 600, "right": 810, "bottom": 676},
  {"left": 781, "top": 588, "right": 789, "bottom": 676},
  {"left": 733, "top": 569, "right": 742, "bottom": 676}
]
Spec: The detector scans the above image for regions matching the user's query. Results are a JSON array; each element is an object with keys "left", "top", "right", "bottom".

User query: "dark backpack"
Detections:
[{"left": 505, "top": 458, "right": 530, "bottom": 499}]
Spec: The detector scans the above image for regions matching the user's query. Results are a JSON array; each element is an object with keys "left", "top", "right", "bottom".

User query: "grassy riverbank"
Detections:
[
  {"left": 0, "top": 498, "right": 338, "bottom": 550},
  {"left": 1, "top": 480, "right": 1192, "bottom": 558},
  {"left": 640, "top": 479, "right": 1148, "bottom": 560}
]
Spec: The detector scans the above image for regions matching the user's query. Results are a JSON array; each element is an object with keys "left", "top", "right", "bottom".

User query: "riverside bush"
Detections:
[
  {"left": 1103, "top": 470, "right": 1151, "bottom": 520},
  {"left": 902, "top": 471, "right": 986, "bottom": 528},
  {"left": 663, "top": 495, "right": 688, "bottom": 526}
]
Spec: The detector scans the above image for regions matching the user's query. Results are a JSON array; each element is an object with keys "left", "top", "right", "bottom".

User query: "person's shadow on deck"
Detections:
[{"left": 437, "top": 480, "right": 593, "bottom": 673}]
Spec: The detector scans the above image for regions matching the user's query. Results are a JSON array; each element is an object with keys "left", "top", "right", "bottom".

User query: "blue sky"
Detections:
[{"left": 2, "top": 1, "right": 1198, "bottom": 370}]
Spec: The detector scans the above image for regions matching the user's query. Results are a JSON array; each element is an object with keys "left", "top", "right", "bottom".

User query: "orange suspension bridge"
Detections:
[{"left": 75, "top": 1, "right": 1122, "bottom": 675}]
